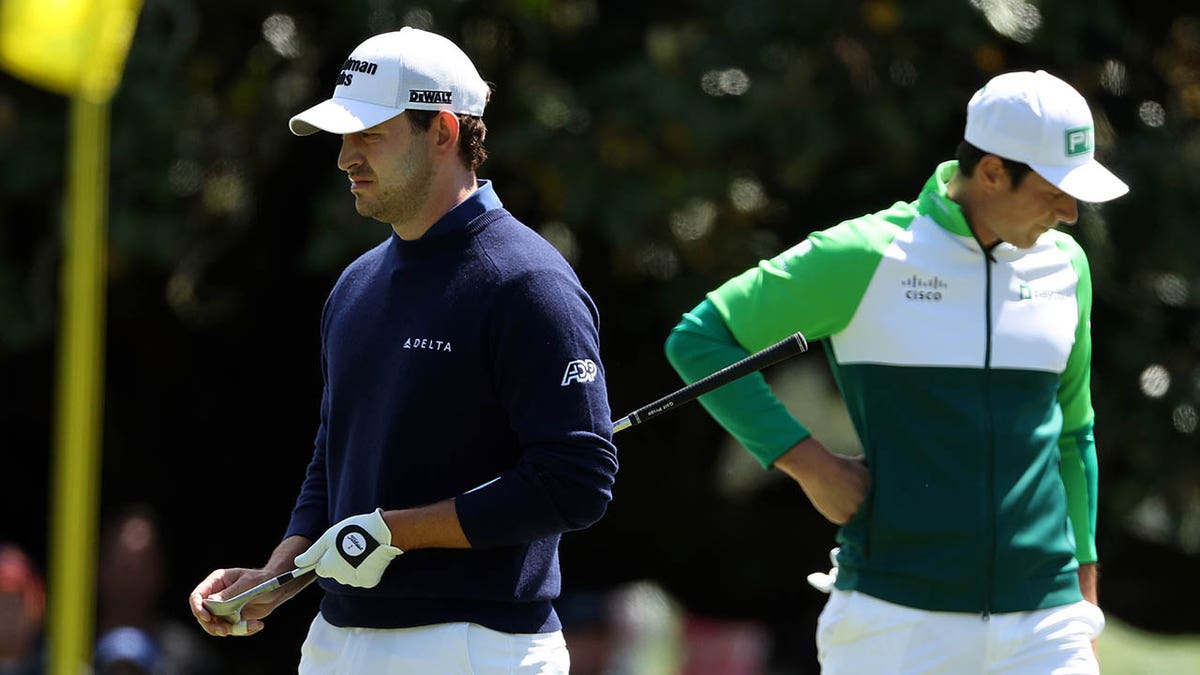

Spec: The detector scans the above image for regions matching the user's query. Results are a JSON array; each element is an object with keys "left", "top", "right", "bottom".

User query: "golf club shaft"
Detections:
[
  {"left": 612, "top": 331, "right": 808, "bottom": 433},
  {"left": 212, "top": 332, "right": 809, "bottom": 622}
]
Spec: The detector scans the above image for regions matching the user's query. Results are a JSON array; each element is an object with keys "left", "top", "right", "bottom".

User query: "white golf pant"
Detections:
[
  {"left": 817, "top": 590, "right": 1104, "bottom": 674},
  {"left": 298, "top": 613, "right": 569, "bottom": 674}
]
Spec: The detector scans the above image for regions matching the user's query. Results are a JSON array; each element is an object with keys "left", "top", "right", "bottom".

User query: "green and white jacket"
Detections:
[{"left": 666, "top": 161, "right": 1099, "bottom": 614}]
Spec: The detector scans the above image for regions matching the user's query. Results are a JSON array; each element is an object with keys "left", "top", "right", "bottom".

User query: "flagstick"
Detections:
[{"left": 47, "top": 95, "right": 109, "bottom": 675}]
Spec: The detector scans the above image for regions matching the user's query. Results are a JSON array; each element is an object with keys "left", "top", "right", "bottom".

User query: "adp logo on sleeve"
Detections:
[{"left": 561, "top": 359, "right": 598, "bottom": 386}]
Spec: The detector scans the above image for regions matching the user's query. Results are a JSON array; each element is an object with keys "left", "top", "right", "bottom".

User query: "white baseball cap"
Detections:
[
  {"left": 964, "top": 70, "right": 1128, "bottom": 203},
  {"left": 289, "top": 27, "right": 488, "bottom": 136}
]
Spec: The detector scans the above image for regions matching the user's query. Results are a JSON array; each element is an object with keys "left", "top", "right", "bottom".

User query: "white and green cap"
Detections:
[
  {"left": 965, "top": 70, "right": 1128, "bottom": 203},
  {"left": 289, "top": 27, "right": 488, "bottom": 136}
]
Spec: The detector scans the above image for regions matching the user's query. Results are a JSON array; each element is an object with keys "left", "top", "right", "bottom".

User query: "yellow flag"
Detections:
[{"left": 0, "top": 0, "right": 143, "bottom": 102}]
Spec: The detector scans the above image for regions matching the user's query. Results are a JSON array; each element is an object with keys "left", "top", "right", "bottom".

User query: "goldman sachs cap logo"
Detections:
[
  {"left": 901, "top": 274, "right": 948, "bottom": 301},
  {"left": 335, "top": 57, "right": 379, "bottom": 87}
]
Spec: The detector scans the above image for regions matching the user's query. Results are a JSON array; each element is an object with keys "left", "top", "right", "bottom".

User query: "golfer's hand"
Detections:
[
  {"left": 294, "top": 508, "right": 402, "bottom": 588},
  {"left": 189, "top": 567, "right": 265, "bottom": 638},
  {"left": 773, "top": 437, "right": 870, "bottom": 524}
]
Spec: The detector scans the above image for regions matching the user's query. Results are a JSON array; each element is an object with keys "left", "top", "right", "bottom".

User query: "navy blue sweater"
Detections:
[{"left": 284, "top": 181, "right": 618, "bottom": 633}]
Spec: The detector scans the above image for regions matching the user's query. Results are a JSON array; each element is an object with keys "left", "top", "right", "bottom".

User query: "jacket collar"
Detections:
[
  {"left": 921, "top": 161, "right": 1032, "bottom": 262},
  {"left": 918, "top": 161, "right": 974, "bottom": 238}
]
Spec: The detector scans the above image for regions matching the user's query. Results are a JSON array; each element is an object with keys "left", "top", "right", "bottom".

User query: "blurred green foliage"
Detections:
[{"left": 1, "top": 1, "right": 1198, "bottom": 672}]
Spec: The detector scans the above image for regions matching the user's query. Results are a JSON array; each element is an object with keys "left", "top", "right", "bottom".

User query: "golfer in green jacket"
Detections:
[{"left": 666, "top": 70, "right": 1127, "bottom": 674}]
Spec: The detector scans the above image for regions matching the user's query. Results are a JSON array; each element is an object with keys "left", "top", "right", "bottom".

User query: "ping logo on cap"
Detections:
[
  {"left": 410, "top": 89, "right": 453, "bottom": 104},
  {"left": 1065, "top": 126, "right": 1093, "bottom": 156}
]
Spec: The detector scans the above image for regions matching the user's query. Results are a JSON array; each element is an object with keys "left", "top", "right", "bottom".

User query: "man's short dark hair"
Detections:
[
  {"left": 956, "top": 140, "right": 1033, "bottom": 189},
  {"left": 404, "top": 110, "right": 488, "bottom": 171}
]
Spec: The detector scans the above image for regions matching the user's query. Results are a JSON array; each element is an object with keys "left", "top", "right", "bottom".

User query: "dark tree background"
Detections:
[{"left": 2, "top": 1, "right": 1197, "bottom": 673}]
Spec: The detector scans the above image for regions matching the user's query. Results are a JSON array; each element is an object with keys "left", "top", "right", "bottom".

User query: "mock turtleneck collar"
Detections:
[{"left": 391, "top": 179, "right": 503, "bottom": 248}]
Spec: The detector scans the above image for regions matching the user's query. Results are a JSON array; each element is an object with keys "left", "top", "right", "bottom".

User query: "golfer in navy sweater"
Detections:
[{"left": 188, "top": 28, "right": 618, "bottom": 673}]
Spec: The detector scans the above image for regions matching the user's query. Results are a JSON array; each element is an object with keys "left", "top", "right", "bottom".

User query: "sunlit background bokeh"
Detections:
[{"left": 1, "top": 1, "right": 1198, "bottom": 673}]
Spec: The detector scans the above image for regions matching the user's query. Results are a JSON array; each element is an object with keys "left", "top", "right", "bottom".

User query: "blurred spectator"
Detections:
[
  {"left": 94, "top": 626, "right": 159, "bottom": 675},
  {"left": 559, "top": 581, "right": 686, "bottom": 674},
  {"left": 559, "top": 590, "right": 619, "bottom": 675},
  {"left": 95, "top": 504, "right": 219, "bottom": 675},
  {"left": 679, "top": 614, "right": 769, "bottom": 675},
  {"left": 0, "top": 542, "right": 45, "bottom": 675}
]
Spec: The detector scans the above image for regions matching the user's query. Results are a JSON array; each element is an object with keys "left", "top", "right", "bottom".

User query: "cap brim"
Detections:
[
  {"left": 1030, "top": 159, "right": 1129, "bottom": 203},
  {"left": 288, "top": 98, "right": 404, "bottom": 136}
]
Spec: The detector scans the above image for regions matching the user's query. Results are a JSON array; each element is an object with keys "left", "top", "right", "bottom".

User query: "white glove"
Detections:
[
  {"left": 806, "top": 547, "right": 840, "bottom": 594},
  {"left": 294, "top": 508, "right": 403, "bottom": 588}
]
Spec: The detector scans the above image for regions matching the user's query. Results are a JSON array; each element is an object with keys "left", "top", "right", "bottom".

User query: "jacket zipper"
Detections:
[{"left": 981, "top": 249, "right": 996, "bottom": 621}]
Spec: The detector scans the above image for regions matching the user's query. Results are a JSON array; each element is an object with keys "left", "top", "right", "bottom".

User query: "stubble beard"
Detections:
[{"left": 354, "top": 147, "right": 434, "bottom": 228}]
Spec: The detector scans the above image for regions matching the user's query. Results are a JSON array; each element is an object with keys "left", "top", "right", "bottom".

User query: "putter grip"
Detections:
[{"left": 613, "top": 331, "right": 807, "bottom": 432}]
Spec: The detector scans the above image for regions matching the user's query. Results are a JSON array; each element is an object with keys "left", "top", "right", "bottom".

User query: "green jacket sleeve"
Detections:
[
  {"left": 1056, "top": 238, "right": 1100, "bottom": 564},
  {"left": 664, "top": 211, "right": 907, "bottom": 467},
  {"left": 1058, "top": 426, "right": 1099, "bottom": 564},
  {"left": 664, "top": 299, "right": 810, "bottom": 468}
]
